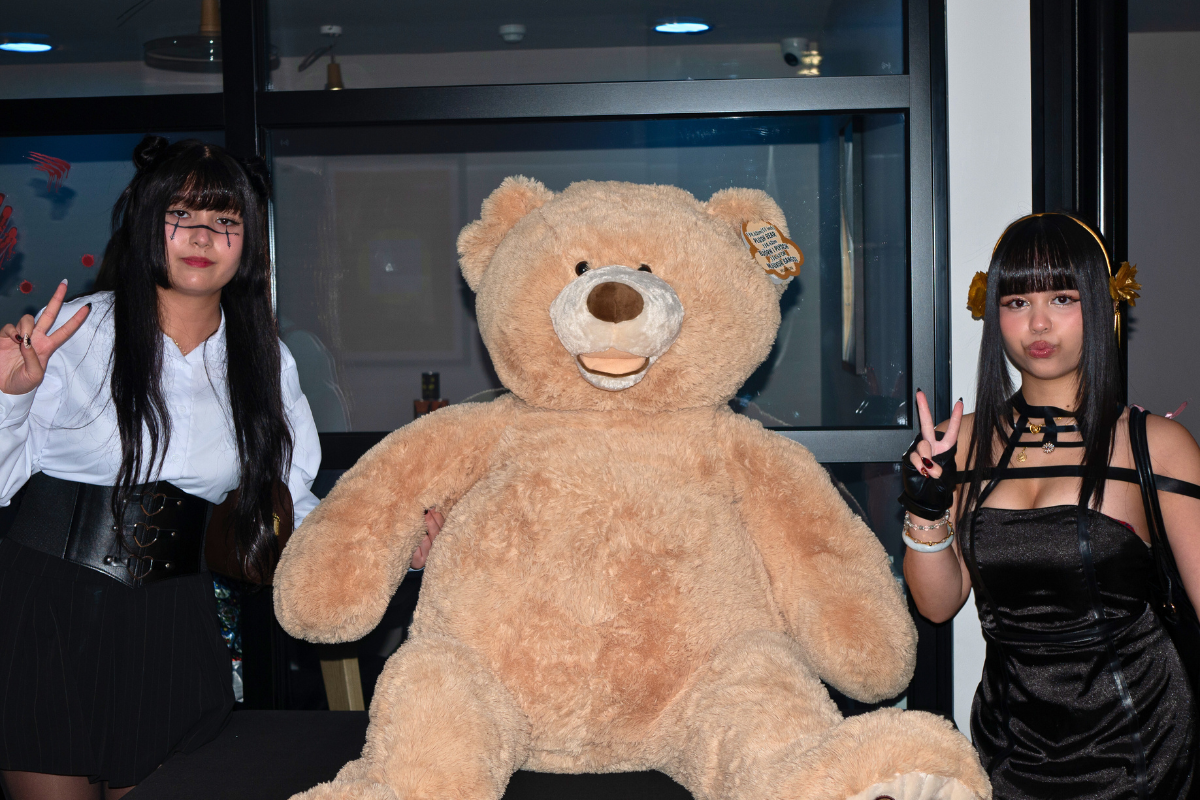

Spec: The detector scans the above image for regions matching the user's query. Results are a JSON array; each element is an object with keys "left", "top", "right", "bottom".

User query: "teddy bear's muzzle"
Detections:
[{"left": 550, "top": 265, "right": 684, "bottom": 391}]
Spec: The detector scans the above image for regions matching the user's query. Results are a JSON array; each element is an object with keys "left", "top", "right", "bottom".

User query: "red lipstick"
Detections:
[
  {"left": 183, "top": 256, "right": 213, "bottom": 268},
  {"left": 1027, "top": 341, "right": 1055, "bottom": 358}
]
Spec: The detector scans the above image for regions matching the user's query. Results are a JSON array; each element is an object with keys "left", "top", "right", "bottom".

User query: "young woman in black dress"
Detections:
[
  {"left": 901, "top": 213, "right": 1200, "bottom": 799},
  {"left": 0, "top": 136, "right": 322, "bottom": 799}
]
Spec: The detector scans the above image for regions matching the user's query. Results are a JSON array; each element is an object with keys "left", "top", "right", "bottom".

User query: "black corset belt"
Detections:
[{"left": 4, "top": 472, "right": 213, "bottom": 588}]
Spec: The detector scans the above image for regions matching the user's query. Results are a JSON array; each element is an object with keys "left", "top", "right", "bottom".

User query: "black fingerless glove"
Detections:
[{"left": 898, "top": 432, "right": 958, "bottom": 519}]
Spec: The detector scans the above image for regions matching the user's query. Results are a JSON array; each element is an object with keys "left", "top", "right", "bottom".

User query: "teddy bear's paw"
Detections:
[
  {"left": 847, "top": 772, "right": 979, "bottom": 800},
  {"left": 287, "top": 778, "right": 399, "bottom": 800}
]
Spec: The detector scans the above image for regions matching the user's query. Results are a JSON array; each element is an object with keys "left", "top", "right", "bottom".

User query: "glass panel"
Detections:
[
  {"left": 266, "top": 0, "right": 904, "bottom": 91},
  {"left": 0, "top": 132, "right": 224, "bottom": 320},
  {"left": 271, "top": 114, "right": 909, "bottom": 433},
  {"left": 0, "top": 1, "right": 226, "bottom": 98}
]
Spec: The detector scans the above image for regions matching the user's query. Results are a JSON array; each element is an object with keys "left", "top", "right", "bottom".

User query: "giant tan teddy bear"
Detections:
[{"left": 274, "top": 178, "right": 990, "bottom": 800}]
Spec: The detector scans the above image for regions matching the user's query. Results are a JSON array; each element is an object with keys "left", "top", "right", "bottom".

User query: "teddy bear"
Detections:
[{"left": 273, "top": 177, "right": 990, "bottom": 800}]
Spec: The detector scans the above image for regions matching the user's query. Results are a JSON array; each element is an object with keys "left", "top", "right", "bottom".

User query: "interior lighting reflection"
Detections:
[
  {"left": 654, "top": 20, "right": 710, "bottom": 34},
  {"left": 0, "top": 42, "right": 52, "bottom": 52}
]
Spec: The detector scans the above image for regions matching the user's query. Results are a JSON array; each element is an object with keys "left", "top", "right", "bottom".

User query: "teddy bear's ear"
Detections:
[
  {"left": 457, "top": 176, "right": 555, "bottom": 290},
  {"left": 704, "top": 187, "right": 790, "bottom": 238}
]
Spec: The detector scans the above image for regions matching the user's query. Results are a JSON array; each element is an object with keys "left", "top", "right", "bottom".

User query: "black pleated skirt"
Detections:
[{"left": 0, "top": 537, "right": 234, "bottom": 787}]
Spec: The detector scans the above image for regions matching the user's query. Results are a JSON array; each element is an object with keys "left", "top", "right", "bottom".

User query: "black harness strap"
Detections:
[
  {"left": 956, "top": 465, "right": 1200, "bottom": 499},
  {"left": 962, "top": 414, "right": 1028, "bottom": 773}
]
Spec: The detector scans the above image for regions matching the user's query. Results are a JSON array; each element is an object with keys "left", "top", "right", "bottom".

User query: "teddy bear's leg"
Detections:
[
  {"left": 654, "top": 630, "right": 988, "bottom": 800},
  {"left": 289, "top": 635, "right": 531, "bottom": 800},
  {"left": 654, "top": 629, "right": 844, "bottom": 799}
]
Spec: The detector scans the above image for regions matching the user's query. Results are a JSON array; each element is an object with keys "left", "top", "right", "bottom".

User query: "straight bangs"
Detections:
[
  {"left": 992, "top": 216, "right": 1078, "bottom": 297},
  {"left": 167, "top": 152, "right": 246, "bottom": 215}
]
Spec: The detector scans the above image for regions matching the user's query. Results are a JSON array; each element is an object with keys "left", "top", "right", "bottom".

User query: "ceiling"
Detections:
[{"left": 0, "top": 0, "right": 903, "bottom": 63}]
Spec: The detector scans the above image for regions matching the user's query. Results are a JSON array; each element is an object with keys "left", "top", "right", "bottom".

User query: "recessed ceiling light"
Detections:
[
  {"left": 655, "top": 19, "right": 710, "bottom": 34},
  {"left": 0, "top": 42, "right": 52, "bottom": 52},
  {"left": 499, "top": 24, "right": 526, "bottom": 43}
]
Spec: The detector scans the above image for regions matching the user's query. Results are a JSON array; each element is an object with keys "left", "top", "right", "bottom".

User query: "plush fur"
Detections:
[{"left": 274, "top": 179, "right": 990, "bottom": 800}]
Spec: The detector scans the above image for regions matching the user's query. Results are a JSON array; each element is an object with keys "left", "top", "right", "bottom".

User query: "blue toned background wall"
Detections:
[{"left": 0, "top": 133, "right": 222, "bottom": 324}]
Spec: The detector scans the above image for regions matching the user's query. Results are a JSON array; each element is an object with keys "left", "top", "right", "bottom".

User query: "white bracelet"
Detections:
[{"left": 903, "top": 528, "right": 955, "bottom": 553}]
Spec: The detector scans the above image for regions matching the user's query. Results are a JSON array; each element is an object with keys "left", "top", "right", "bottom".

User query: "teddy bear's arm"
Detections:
[
  {"left": 273, "top": 398, "right": 517, "bottom": 643},
  {"left": 719, "top": 414, "right": 917, "bottom": 703}
]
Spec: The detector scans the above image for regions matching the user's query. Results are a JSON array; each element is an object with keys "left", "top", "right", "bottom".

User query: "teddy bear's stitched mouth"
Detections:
[{"left": 576, "top": 351, "right": 650, "bottom": 378}]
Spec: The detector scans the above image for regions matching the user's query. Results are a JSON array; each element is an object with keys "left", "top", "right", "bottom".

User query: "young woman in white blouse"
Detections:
[{"left": 0, "top": 136, "right": 321, "bottom": 800}]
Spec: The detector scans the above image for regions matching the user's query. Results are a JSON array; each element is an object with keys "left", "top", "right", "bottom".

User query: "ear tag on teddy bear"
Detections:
[{"left": 742, "top": 220, "right": 803, "bottom": 286}]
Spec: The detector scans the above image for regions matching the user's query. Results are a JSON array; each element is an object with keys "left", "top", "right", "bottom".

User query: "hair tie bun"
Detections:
[
  {"left": 239, "top": 156, "right": 273, "bottom": 201},
  {"left": 132, "top": 135, "right": 170, "bottom": 174}
]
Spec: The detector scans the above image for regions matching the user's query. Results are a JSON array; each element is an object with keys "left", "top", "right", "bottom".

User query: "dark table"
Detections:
[{"left": 128, "top": 710, "right": 692, "bottom": 800}]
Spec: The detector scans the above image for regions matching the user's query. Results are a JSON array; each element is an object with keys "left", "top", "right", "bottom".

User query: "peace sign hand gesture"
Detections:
[
  {"left": 900, "top": 390, "right": 964, "bottom": 521},
  {"left": 0, "top": 280, "right": 90, "bottom": 398}
]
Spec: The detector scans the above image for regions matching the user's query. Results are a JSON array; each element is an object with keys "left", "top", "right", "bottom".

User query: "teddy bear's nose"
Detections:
[{"left": 586, "top": 282, "right": 644, "bottom": 324}]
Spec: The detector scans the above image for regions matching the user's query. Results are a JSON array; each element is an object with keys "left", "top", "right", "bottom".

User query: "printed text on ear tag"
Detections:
[{"left": 742, "top": 220, "right": 803, "bottom": 285}]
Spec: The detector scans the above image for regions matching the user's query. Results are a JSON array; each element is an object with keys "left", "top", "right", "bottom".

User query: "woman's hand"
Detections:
[
  {"left": 900, "top": 391, "right": 964, "bottom": 520},
  {"left": 901, "top": 391, "right": 973, "bottom": 623},
  {"left": 910, "top": 390, "right": 964, "bottom": 479},
  {"left": 0, "top": 280, "right": 89, "bottom": 397},
  {"left": 410, "top": 508, "right": 444, "bottom": 570}
]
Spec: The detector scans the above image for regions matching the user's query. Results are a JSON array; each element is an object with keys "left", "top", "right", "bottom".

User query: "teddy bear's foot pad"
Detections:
[{"left": 848, "top": 772, "right": 978, "bottom": 800}]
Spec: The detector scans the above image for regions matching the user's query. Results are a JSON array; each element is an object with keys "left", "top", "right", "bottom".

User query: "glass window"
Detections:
[
  {"left": 270, "top": 114, "right": 908, "bottom": 433},
  {"left": 265, "top": 0, "right": 903, "bottom": 91},
  {"left": 0, "top": 2, "right": 227, "bottom": 98},
  {"left": 0, "top": 132, "right": 224, "bottom": 320}
]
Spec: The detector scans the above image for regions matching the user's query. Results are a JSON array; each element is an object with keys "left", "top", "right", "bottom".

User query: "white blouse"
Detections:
[{"left": 0, "top": 292, "right": 320, "bottom": 525}]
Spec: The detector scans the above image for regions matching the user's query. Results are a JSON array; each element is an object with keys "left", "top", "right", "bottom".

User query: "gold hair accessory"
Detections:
[
  {"left": 967, "top": 213, "right": 1138, "bottom": 341},
  {"left": 967, "top": 271, "right": 988, "bottom": 320},
  {"left": 1109, "top": 262, "right": 1140, "bottom": 306}
]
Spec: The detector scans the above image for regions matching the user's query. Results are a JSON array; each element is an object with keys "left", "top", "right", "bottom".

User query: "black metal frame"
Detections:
[
  {"left": 0, "top": 0, "right": 954, "bottom": 717},
  {"left": 1031, "top": 0, "right": 1128, "bottom": 388}
]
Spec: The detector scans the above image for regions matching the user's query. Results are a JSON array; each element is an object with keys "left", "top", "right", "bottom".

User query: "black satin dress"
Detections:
[{"left": 965, "top": 502, "right": 1195, "bottom": 799}]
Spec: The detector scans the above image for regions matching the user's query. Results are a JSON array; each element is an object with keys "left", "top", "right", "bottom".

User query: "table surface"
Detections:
[{"left": 128, "top": 710, "right": 693, "bottom": 800}]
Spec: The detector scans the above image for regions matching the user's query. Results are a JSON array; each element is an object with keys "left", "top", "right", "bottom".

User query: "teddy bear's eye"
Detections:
[
  {"left": 575, "top": 261, "right": 589, "bottom": 276},
  {"left": 638, "top": 264, "right": 652, "bottom": 273}
]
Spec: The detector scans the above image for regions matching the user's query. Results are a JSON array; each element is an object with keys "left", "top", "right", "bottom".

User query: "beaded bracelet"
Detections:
[
  {"left": 905, "top": 509, "right": 950, "bottom": 531},
  {"left": 902, "top": 511, "right": 956, "bottom": 553}
]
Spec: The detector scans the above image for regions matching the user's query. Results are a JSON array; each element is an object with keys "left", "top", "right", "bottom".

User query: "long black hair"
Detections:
[
  {"left": 94, "top": 135, "right": 292, "bottom": 582},
  {"left": 958, "top": 213, "right": 1124, "bottom": 525}
]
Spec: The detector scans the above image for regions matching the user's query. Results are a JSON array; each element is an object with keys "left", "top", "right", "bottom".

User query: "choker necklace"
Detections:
[
  {"left": 1011, "top": 391, "right": 1077, "bottom": 422},
  {"left": 1010, "top": 392, "right": 1080, "bottom": 463}
]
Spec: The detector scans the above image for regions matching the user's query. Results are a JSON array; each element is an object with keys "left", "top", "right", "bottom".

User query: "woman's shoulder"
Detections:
[
  {"left": 935, "top": 410, "right": 975, "bottom": 432},
  {"left": 277, "top": 336, "right": 298, "bottom": 372},
  {"left": 1143, "top": 411, "right": 1200, "bottom": 482},
  {"left": 935, "top": 411, "right": 975, "bottom": 441}
]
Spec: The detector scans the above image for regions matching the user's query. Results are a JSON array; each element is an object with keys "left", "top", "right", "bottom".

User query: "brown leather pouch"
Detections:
[{"left": 205, "top": 482, "right": 294, "bottom": 585}]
